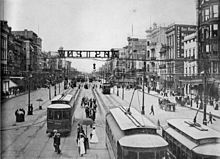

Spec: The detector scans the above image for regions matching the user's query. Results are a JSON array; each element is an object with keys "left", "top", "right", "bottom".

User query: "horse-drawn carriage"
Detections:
[{"left": 158, "top": 98, "right": 176, "bottom": 112}]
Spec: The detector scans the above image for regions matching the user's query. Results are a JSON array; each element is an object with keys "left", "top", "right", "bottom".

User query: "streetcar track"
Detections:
[
  {"left": 1, "top": 88, "right": 77, "bottom": 156},
  {"left": 36, "top": 88, "right": 81, "bottom": 159}
]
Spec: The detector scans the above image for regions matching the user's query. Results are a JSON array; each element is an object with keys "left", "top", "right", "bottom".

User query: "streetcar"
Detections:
[
  {"left": 162, "top": 118, "right": 220, "bottom": 159},
  {"left": 46, "top": 94, "right": 75, "bottom": 135},
  {"left": 106, "top": 106, "right": 169, "bottom": 159},
  {"left": 102, "top": 83, "right": 111, "bottom": 94}
]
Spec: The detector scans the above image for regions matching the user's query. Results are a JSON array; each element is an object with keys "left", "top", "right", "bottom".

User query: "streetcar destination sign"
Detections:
[{"left": 58, "top": 49, "right": 119, "bottom": 58}]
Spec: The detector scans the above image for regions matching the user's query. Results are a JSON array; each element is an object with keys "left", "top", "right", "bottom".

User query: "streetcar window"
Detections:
[
  {"left": 54, "top": 111, "right": 62, "bottom": 120},
  {"left": 156, "top": 151, "right": 166, "bottom": 159},
  {"left": 63, "top": 111, "right": 70, "bottom": 119},
  {"left": 123, "top": 150, "right": 137, "bottom": 159},
  {"left": 139, "top": 152, "right": 155, "bottom": 159},
  {"left": 48, "top": 110, "right": 53, "bottom": 119}
]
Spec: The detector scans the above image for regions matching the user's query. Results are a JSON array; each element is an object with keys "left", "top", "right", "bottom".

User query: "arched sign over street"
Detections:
[{"left": 58, "top": 49, "right": 119, "bottom": 59}]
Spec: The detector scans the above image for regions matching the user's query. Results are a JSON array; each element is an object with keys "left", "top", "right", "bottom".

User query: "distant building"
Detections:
[
  {"left": 12, "top": 29, "right": 42, "bottom": 72},
  {"left": 1, "top": 20, "right": 11, "bottom": 93},
  {"left": 165, "top": 24, "right": 196, "bottom": 92},
  {"left": 146, "top": 23, "right": 167, "bottom": 90},
  {"left": 127, "top": 37, "right": 146, "bottom": 84}
]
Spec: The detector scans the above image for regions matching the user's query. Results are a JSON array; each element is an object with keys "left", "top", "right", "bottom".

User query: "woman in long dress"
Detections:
[
  {"left": 78, "top": 134, "right": 85, "bottom": 156},
  {"left": 90, "top": 126, "right": 98, "bottom": 143}
]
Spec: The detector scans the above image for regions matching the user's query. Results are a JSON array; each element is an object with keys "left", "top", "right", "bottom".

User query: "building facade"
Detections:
[
  {"left": 165, "top": 24, "right": 197, "bottom": 92},
  {"left": 181, "top": 33, "right": 199, "bottom": 97},
  {"left": 197, "top": 0, "right": 220, "bottom": 100},
  {"left": 127, "top": 37, "right": 146, "bottom": 84},
  {"left": 145, "top": 23, "right": 167, "bottom": 90}
]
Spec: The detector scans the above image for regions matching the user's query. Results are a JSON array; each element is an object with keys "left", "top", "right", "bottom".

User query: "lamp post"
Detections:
[
  {"left": 203, "top": 72, "right": 207, "bottom": 125},
  {"left": 141, "top": 60, "right": 146, "bottom": 115},
  {"left": 27, "top": 68, "right": 33, "bottom": 115}
]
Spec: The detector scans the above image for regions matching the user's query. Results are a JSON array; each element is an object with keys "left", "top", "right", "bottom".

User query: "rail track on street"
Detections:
[{"left": 0, "top": 88, "right": 79, "bottom": 158}]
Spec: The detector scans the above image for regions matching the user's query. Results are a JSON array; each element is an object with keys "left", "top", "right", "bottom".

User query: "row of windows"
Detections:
[
  {"left": 48, "top": 110, "right": 70, "bottom": 120},
  {"left": 200, "top": 24, "right": 218, "bottom": 40},
  {"left": 184, "top": 38, "right": 196, "bottom": 44},
  {"left": 185, "top": 66, "right": 196, "bottom": 75},
  {"left": 201, "top": 4, "right": 219, "bottom": 22},
  {"left": 105, "top": 121, "right": 117, "bottom": 156},
  {"left": 185, "top": 48, "right": 196, "bottom": 58}
]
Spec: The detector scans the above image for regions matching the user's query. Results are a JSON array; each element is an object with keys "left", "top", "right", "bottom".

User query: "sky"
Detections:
[{"left": 0, "top": 0, "right": 196, "bottom": 73}]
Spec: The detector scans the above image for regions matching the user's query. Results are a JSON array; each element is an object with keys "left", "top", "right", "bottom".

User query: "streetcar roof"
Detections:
[
  {"left": 51, "top": 94, "right": 73, "bottom": 102},
  {"left": 192, "top": 143, "right": 220, "bottom": 157},
  {"left": 167, "top": 119, "right": 220, "bottom": 140},
  {"left": 109, "top": 107, "right": 157, "bottom": 130},
  {"left": 119, "top": 134, "right": 168, "bottom": 148},
  {"left": 47, "top": 104, "right": 71, "bottom": 109},
  {"left": 165, "top": 127, "right": 198, "bottom": 149}
]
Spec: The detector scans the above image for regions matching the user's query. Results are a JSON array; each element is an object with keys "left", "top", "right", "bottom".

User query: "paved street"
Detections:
[
  {"left": 110, "top": 87, "right": 220, "bottom": 132},
  {"left": 1, "top": 85, "right": 110, "bottom": 159}
]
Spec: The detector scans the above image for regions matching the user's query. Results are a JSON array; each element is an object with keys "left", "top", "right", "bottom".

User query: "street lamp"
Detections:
[{"left": 27, "top": 72, "right": 33, "bottom": 115}]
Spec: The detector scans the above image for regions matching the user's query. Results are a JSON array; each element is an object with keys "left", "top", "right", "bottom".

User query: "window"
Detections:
[
  {"left": 63, "top": 111, "right": 70, "bottom": 119},
  {"left": 205, "top": 8, "right": 210, "bottom": 21},
  {"left": 139, "top": 152, "right": 155, "bottom": 159},
  {"left": 213, "top": 24, "right": 218, "bottom": 37},
  {"left": 206, "top": 44, "right": 210, "bottom": 52},
  {"left": 192, "top": 48, "right": 195, "bottom": 57},
  {"left": 48, "top": 110, "right": 53, "bottom": 119},
  {"left": 211, "top": 40, "right": 218, "bottom": 54},
  {"left": 213, "top": 62, "right": 218, "bottom": 73},
  {"left": 123, "top": 150, "right": 137, "bottom": 159},
  {"left": 54, "top": 111, "right": 62, "bottom": 120},
  {"left": 213, "top": 5, "right": 219, "bottom": 18}
]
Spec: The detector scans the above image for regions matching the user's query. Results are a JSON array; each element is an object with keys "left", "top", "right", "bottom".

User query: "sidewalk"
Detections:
[
  {"left": 1, "top": 83, "right": 66, "bottom": 130},
  {"left": 147, "top": 90, "right": 220, "bottom": 119}
]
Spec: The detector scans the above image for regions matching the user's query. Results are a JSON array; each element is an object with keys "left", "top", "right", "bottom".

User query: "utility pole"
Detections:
[
  {"left": 27, "top": 65, "right": 33, "bottom": 115},
  {"left": 141, "top": 60, "right": 146, "bottom": 115}
]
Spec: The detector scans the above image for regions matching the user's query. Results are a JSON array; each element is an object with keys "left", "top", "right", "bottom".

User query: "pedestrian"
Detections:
[
  {"left": 82, "top": 133, "right": 89, "bottom": 153},
  {"left": 78, "top": 133, "right": 85, "bottom": 157},
  {"left": 208, "top": 112, "right": 213, "bottom": 124},
  {"left": 90, "top": 126, "right": 98, "bottom": 144},
  {"left": 53, "top": 130, "right": 61, "bottom": 154},
  {"left": 149, "top": 105, "right": 154, "bottom": 115}
]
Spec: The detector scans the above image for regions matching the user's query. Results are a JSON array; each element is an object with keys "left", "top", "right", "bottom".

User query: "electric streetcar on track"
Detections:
[
  {"left": 106, "top": 106, "right": 169, "bottom": 159},
  {"left": 46, "top": 94, "right": 76, "bottom": 135},
  {"left": 162, "top": 118, "right": 220, "bottom": 159},
  {"left": 102, "top": 83, "right": 111, "bottom": 94}
]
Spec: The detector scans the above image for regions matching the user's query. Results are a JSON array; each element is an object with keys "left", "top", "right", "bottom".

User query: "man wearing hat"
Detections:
[{"left": 53, "top": 130, "right": 61, "bottom": 154}]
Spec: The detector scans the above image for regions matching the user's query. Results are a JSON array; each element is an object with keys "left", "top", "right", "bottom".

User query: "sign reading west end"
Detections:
[{"left": 58, "top": 49, "right": 119, "bottom": 58}]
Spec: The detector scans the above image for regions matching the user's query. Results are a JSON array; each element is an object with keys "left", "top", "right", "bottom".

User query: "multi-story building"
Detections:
[
  {"left": 1, "top": 20, "right": 10, "bottom": 94},
  {"left": 165, "top": 24, "right": 196, "bottom": 92},
  {"left": 181, "top": 33, "right": 199, "bottom": 97},
  {"left": 127, "top": 37, "right": 146, "bottom": 84},
  {"left": 145, "top": 23, "right": 167, "bottom": 90},
  {"left": 12, "top": 29, "right": 42, "bottom": 72},
  {"left": 197, "top": 0, "right": 220, "bottom": 100}
]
